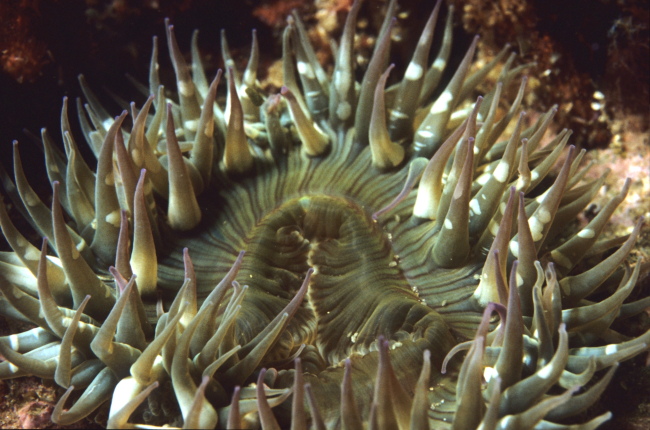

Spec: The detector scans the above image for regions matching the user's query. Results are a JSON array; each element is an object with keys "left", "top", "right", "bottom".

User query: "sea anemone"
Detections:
[{"left": 0, "top": 0, "right": 648, "bottom": 429}]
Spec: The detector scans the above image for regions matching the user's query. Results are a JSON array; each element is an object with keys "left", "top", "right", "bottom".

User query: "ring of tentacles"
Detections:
[{"left": 0, "top": 1, "right": 648, "bottom": 429}]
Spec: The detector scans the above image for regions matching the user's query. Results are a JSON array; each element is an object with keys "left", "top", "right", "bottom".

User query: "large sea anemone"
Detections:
[{"left": 1, "top": 1, "right": 648, "bottom": 429}]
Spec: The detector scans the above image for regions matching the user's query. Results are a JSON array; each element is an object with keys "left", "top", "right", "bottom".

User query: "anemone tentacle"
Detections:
[{"left": 0, "top": 2, "right": 648, "bottom": 430}]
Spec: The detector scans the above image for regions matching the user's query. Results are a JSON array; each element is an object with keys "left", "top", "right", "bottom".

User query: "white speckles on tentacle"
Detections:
[
  {"left": 560, "top": 217, "right": 644, "bottom": 306},
  {"left": 291, "top": 10, "right": 329, "bottom": 100},
  {"left": 290, "top": 20, "right": 329, "bottom": 123},
  {"left": 418, "top": 4, "right": 454, "bottom": 105},
  {"left": 0, "top": 328, "right": 57, "bottom": 355},
  {"left": 90, "top": 111, "right": 128, "bottom": 267},
  {"left": 511, "top": 199, "right": 538, "bottom": 316},
  {"left": 470, "top": 110, "right": 524, "bottom": 239},
  {"left": 498, "top": 324, "right": 569, "bottom": 417},
  {"left": 354, "top": 16, "right": 395, "bottom": 147},
  {"left": 0, "top": 195, "right": 67, "bottom": 300},
  {"left": 544, "top": 172, "right": 610, "bottom": 252},
  {"left": 414, "top": 35, "right": 479, "bottom": 158},
  {"left": 282, "top": 21, "right": 310, "bottom": 123},
  {"left": 62, "top": 98, "right": 98, "bottom": 213},
  {"left": 496, "top": 384, "right": 580, "bottom": 430},
  {"left": 83, "top": 98, "right": 110, "bottom": 140},
  {"left": 12, "top": 142, "right": 86, "bottom": 259},
  {"left": 527, "top": 130, "right": 572, "bottom": 194},
  {"left": 148, "top": 36, "right": 162, "bottom": 98},
  {"left": 74, "top": 98, "right": 102, "bottom": 158},
  {"left": 389, "top": 0, "right": 442, "bottom": 143},
  {"left": 52, "top": 182, "right": 115, "bottom": 319},
  {"left": 492, "top": 262, "right": 524, "bottom": 392},
  {"left": 513, "top": 137, "right": 531, "bottom": 196},
  {"left": 433, "top": 97, "right": 481, "bottom": 232},
  {"left": 224, "top": 67, "right": 254, "bottom": 173},
  {"left": 89, "top": 275, "right": 142, "bottom": 377},
  {"left": 530, "top": 265, "right": 554, "bottom": 366},
  {"left": 482, "top": 77, "right": 528, "bottom": 162},
  {"left": 114, "top": 128, "right": 138, "bottom": 223},
  {"left": 145, "top": 86, "right": 165, "bottom": 161},
  {"left": 526, "top": 146, "right": 575, "bottom": 252},
  {"left": 78, "top": 74, "right": 112, "bottom": 128},
  {"left": 329, "top": 0, "right": 361, "bottom": 129},
  {"left": 470, "top": 113, "right": 527, "bottom": 250},
  {"left": 127, "top": 93, "right": 154, "bottom": 171},
  {"left": 64, "top": 137, "right": 96, "bottom": 236},
  {"left": 114, "top": 210, "right": 132, "bottom": 282},
  {"left": 373, "top": 157, "right": 427, "bottom": 222},
  {"left": 550, "top": 178, "right": 631, "bottom": 277},
  {"left": 36, "top": 240, "right": 99, "bottom": 358},
  {"left": 473, "top": 82, "right": 502, "bottom": 166},
  {"left": 369, "top": 65, "right": 405, "bottom": 169},
  {"left": 281, "top": 86, "right": 330, "bottom": 157},
  {"left": 542, "top": 264, "right": 562, "bottom": 343},
  {"left": 41, "top": 123, "right": 67, "bottom": 188},
  {"left": 459, "top": 45, "right": 511, "bottom": 118},
  {"left": 521, "top": 107, "right": 557, "bottom": 156},
  {"left": 240, "top": 30, "right": 261, "bottom": 123},
  {"left": 413, "top": 118, "right": 467, "bottom": 220},
  {"left": 166, "top": 22, "right": 202, "bottom": 142},
  {"left": 565, "top": 328, "right": 650, "bottom": 374},
  {"left": 431, "top": 138, "right": 474, "bottom": 268},
  {"left": 474, "top": 188, "right": 515, "bottom": 307}
]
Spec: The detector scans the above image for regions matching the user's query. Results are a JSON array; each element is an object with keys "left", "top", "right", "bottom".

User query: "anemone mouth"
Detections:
[{"left": 0, "top": 1, "right": 649, "bottom": 429}]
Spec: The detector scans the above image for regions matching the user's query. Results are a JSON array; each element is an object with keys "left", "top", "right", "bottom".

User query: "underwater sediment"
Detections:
[{"left": 0, "top": 0, "right": 649, "bottom": 429}]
